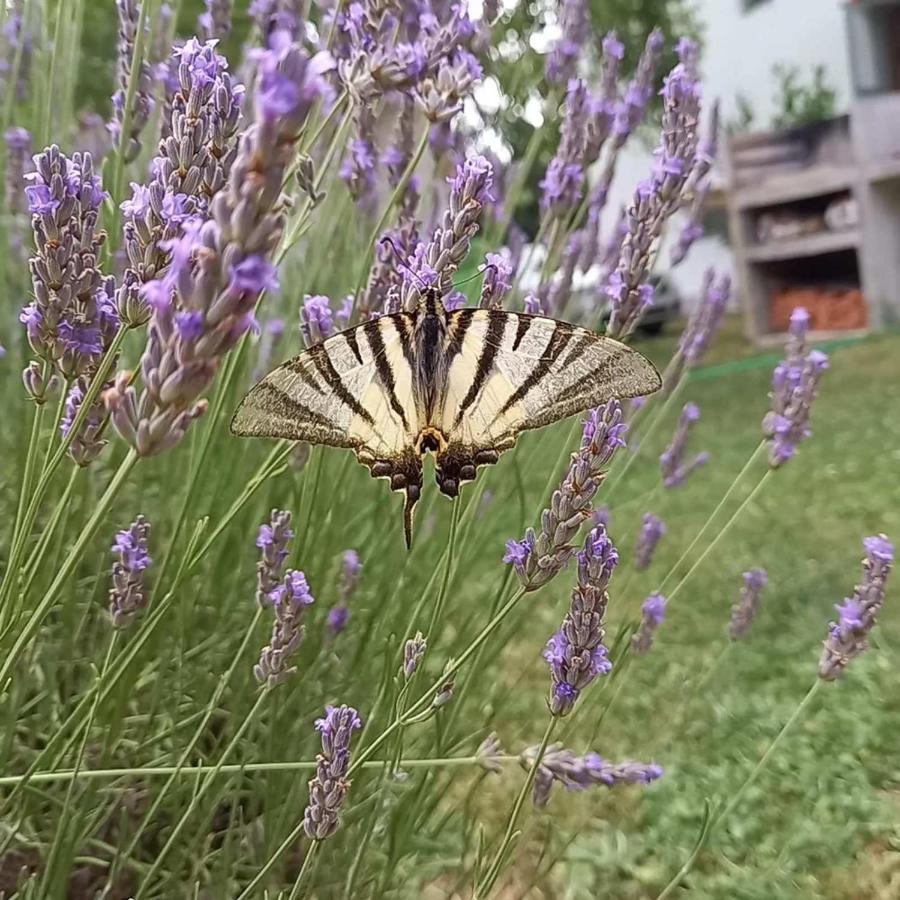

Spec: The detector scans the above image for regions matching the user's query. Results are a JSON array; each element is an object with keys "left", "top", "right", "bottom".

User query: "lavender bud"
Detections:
[
  {"left": 635, "top": 513, "right": 666, "bottom": 571},
  {"left": 303, "top": 705, "right": 362, "bottom": 840},
  {"left": 110, "top": 0, "right": 155, "bottom": 163},
  {"left": 399, "top": 155, "right": 493, "bottom": 311},
  {"left": 544, "top": 526, "right": 616, "bottom": 716},
  {"left": 109, "top": 516, "right": 152, "bottom": 628},
  {"left": 762, "top": 308, "right": 829, "bottom": 468},
  {"left": 632, "top": 593, "right": 666, "bottom": 655},
  {"left": 545, "top": 0, "right": 588, "bottom": 85},
  {"left": 300, "top": 294, "right": 335, "bottom": 348},
  {"left": 256, "top": 509, "right": 294, "bottom": 605},
  {"left": 660, "top": 403, "right": 709, "bottom": 488},
  {"left": 505, "top": 402, "right": 627, "bottom": 591},
  {"left": 819, "top": 535, "right": 893, "bottom": 681},
  {"left": 61, "top": 378, "right": 109, "bottom": 466},
  {"left": 432, "top": 660, "right": 456, "bottom": 708},
  {"left": 403, "top": 631, "right": 427, "bottom": 679},
  {"left": 729, "top": 568, "right": 768, "bottom": 640},
  {"left": 521, "top": 744, "right": 662, "bottom": 808},
  {"left": 327, "top": 549, "right": 362, "bottom": 637},
  {"left": 22, "top": 361, "right": 58, "bottom": 405},
  {"left": 254, "top": 570, "right": 315, "bottom": 686},
  {"left": 477, "top": 733, "right": 505, "bottom": 773},
  {"left": 540, "top": 79, "right": 588, "bottom": 221},
  {"left": 478, "top": 249, "right": 514, "bottom": 310}
]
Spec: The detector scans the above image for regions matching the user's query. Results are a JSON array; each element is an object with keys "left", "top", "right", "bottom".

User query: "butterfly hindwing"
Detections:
[
  {"left": 434, "top": 309, "right": 661, "bottom": 496},
  {"left": 231, "top": 314, "right": 424, "bottom": 541}
]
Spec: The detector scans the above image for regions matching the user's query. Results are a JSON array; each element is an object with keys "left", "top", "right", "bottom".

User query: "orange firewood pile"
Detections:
[{"left": 770, "top": 286, "right": 867, "bottom": 332}]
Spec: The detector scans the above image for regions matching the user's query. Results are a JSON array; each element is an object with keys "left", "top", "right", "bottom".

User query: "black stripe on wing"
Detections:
[
  {"left": 497, "top": 320, "right": 573, "bottom": 416},
  {"left": 308, "top": 343, "right": 375, "bottom": 426},
  {"left": 363, "top": 318, "right": 410, "bottom": 431}
]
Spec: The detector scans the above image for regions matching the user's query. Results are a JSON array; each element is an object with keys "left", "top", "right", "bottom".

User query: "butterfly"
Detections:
[{"left": 231, "top": 288, "right": 661, "bottom": 547}]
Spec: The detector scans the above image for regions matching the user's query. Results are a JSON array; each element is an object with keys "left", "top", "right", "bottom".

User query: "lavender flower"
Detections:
[
  {"left": 303, "top": 705, "right": 362, "bottom": 840},
  {"left": 506, "top": 402, "right": 627, "bottom": 591},
  {"left": 110, "top": 0, "right": 155, "bottom": 163},
  {"left": 327, "top": 549, "right": 362, "bottom": 637},
  {"left": 632, "top": 592, "right": 666, "bottom": 655},
  {"left": 540, "top": 79, "right": 588, "bottom": 219},
  {"left": 403, "top": 631, "right": 427, "bottom": 679},
  {"left": 819, "top": 535, "right": 893, "bottom": 681},
  {"left": 546, "top": 232, "right": 582, "bottom": 314},
  {"left": 21, "top": 146, "right": 117, "bottom": 387},
  {"left": 199, "top": 0, "right": 233, "bottom": 41},
  {"left": 254, "top": 569, "right": 315, "bottom": 686},
  {"left": 545, "top": 0, "right": 588, "bottom": 85},
  {"left": 660, "top": 402, "right": 709, "bottom": 488},
  {"left": 256, "top": 509, "right": 294, "bottom": 605},
  {"left": 341, "top": 106, "right": 377, "bottom": 203},
  {"left": 61, "top": 378, "right": 108, "bottom": 466},
  {"left": 116, "top": 39, "right": 243, "bottom": 327},
  {"left": 613, "top": 28, "right": 665, "bottom": 142},
  {"left": 415, "top": 48, "right": 482, "bottom": 123},
  {"left": 399, "top": 155, "right": 493, "bottom": 311},
  {"left": 762, "top": 308, "right": 829, "bottom": 467},
  {"left": 360, "top": 219, "right": 418, "bottom": 319},
  {"left": 729, "top": 568, "right": 768, "bottom": 640},
  {"left": 606, "top": 57, "right": 702, "bottom": 339},
  {"left": 109, "top": 516, "right": 152, "bottom": 628},
  {"left": 106, "top": 35, "right": 329, "bottom": 456},
  {"left": 478, "top": 249, "right": 514, "bottom": 309},
  {"left": 635, "top": 513, "right": 666, "bottom": 571},
  {"left": 544, "top": 526, "right": 616, "bottom": 716},
  {"left": 251, "top": 0, "right": 303, "bottom": 42},
  {"left": 301, "top": 295, "right": 335, "bottom": 348},
  {"left": 584, "top": 33, "right": 624, "bottom": 165},
  {"left": 522, "top": 744, "right": 663, "bottom": 808},
  {"left": 670, "top": 268, "right": 730, "bottom": 390}
]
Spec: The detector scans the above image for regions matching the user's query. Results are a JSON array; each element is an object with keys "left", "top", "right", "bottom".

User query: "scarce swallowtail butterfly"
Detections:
[{"left": 231, "top": 288, "right": 661, "bottom": 547}]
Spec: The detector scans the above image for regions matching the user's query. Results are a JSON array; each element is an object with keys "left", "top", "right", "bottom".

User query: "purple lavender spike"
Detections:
[
  {"left": 106, "top": 34, "right": 331, "bottom": 456},
  {"left": 544, "top": 526, "right": 617, "bottom": 716},
  {"left": 301, "top": 295, "right": 335, "bottom": 348},
  {"left": 819, "top": 535, "right": 893, "bottom": 680},
  {"left": 199, "top": 0, "right": 233, "bottom": 41},
  {"left": 635, "top": 513, "right": 666, "bottom": 571},
  {"left": 632, "top": 592, "right": 666, "bottom": 655},
  {"left": 303, "top": 705, "right": 362, "bottom": 839},
  {"left": 660, "top": 403, "right": 709, "bottom": 488},
  {"left": 545, "top": 0, "right": 588, "bottom": 85},
  {"left": 327, "top": 549, "right": 362, "bottom": 637},
  {"left": 762, "top": 308, "right": 829, "bottom": 467},
  {"left": 540, "top": 79, "right": 588, "bottom": 221},
  {"left": 109, "top": 515, "right": 152, "bottom": 628},
  {"left": 505, "top": 402, "right": 627, "bottom": 591},
  {"left": 256, "top": 509, "right": 294, "bottom": 606},
  {"left": 479, "top": 249, "right": 514, "bottom": 310},
  {"left": 254, "top": 569, "right": 315, "bottom": 686},
  {"left": 522, "top": 744, "right": 662, "bottom": 807},
  {"left": 110, "top": 0, "right": 155, "bottom": 163},
  {"left": 729, "top": 568, "right": 768, "bottom": 640},
  {"left": 20, "top": 146, "right": 116, "bottom": 390}
]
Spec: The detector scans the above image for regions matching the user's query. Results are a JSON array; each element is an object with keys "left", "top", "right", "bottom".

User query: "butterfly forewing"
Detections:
[{"left": 433, "top": 310, "right": 661, "bottom": 496}]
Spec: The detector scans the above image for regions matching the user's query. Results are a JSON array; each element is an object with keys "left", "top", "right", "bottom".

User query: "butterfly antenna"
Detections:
[
  {"left": 379, "top": 236, "right": 431, "bottom": 292},
  {"left": 451, "top": 263, "right": 497, "bottom": 289}
]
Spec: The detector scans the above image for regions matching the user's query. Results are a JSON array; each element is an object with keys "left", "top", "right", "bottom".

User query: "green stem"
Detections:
[
  {"left": 664, "top": 470, "right": 772, "bottom": 606},
  {"left": 113, "top": 608, "right": 265, "bottom": 880},
  {"left": 135, "top": 688, "right": 272, "bottom": 898},
  {"left": 425, "top": 497, "right": 461, "bottom": 639},
  {"left": 241, "top": 586, "right": 531, "bottom": 894},
  {"left": 287, "top": 842, "right": 319, "bottom": 900},
  {"left": 0, "top": 326, "right": 130, "bottom": 610},
  {"left": 41, "top": 0, "right": 65, "bottom": 142},
  {"left": 657, "top": 442, "right": 767, "bottom": 597},
  {"left": 476, "top": 717, "right": 557, "bottom": 898},
  {"left": 0, "top": 450, "right": 138, "bottom": 688},
  {"left": 655, "top": 681, "right": 824, "bottom": 899},
  {"left": 38, "top": 634, "right": 117, "bottom": 895}
]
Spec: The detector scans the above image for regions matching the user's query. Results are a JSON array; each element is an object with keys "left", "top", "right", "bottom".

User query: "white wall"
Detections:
[{"left": 604, "top": 0, "right": 853, "bottom": 312}]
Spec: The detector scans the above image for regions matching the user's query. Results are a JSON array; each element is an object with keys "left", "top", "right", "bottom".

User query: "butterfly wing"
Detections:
[
  {"left": 433, "top": 309, "right": 661, "bottom": 496},
  {"left": 231, "top": 314, "right": 423, "bottom": 542}
]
